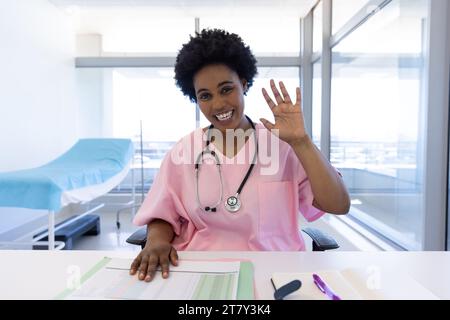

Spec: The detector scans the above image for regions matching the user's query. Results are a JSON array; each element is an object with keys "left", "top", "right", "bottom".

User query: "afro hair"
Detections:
[{"left": 174, "top": 29, "right": 258, "bottom": 103}]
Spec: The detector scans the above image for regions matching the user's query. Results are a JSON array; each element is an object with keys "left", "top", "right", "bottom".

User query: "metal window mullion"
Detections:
[
  {"left": 330, "top": 0, "right": 393, "bottom": 49},
  {"left": 422, "top": 0, "right": 450, "bottom": 250},
  {"left": 75, "top": 56, "right": 302, "bottom": 68},
  {"left": 311, "top": 52, "right": 321, "bottom": 64},
  {"left": 447, "top": 0, "right": 450, "bottom": 251},
  {"left": 302, "top": 11, "right": 313, "bottom": 138},
  {"left": 320, "top": 0, "right": 332, "bottom": 160},
  {"left": 256, "top": 57, "right": 301, "bottom": 67},
  {"left": 195, "top": 17, "right": 200, "bottom": 129},
  {"left": 75, "top": 57, "right": 176, "bottom": 68}
]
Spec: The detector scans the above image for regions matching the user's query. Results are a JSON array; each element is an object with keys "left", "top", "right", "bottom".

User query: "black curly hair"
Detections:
[{"left": 174, "top": 29, "right": 258, "bottom": 103}]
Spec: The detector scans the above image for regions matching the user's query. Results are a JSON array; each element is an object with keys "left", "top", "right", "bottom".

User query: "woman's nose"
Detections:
[{"left": 211, "top": 96, "right": 228, "bottom": 112}]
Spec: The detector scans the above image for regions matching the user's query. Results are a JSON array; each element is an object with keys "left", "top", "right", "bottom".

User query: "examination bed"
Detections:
[{"left": 0, "top": 138, "right": 134, "bottom": 250}]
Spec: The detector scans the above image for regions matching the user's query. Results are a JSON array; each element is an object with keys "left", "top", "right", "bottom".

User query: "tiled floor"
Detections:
[{"left": 71, "top": 211, "right": 141, "bottom": 252}]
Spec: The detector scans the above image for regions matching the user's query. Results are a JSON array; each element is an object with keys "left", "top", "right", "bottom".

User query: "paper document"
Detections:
[
  {"left": 57, "top": 257, "right": 241, "bottom": 300},
  {"left": 271, "top": 267, "right": 439, "bottom": 300}
]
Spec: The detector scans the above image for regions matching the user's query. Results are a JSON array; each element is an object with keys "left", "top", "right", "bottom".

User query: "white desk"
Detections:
[{"left": 1, "top": 250, "right": 449, "bottom": 299}]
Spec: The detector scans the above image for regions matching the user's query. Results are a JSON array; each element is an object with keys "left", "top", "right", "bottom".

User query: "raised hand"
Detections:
[{"left": 260, "top": 79, "right": 307, "bottom": 146}]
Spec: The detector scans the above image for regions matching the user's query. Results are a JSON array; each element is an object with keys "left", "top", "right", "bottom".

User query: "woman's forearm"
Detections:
[{"left": 289, "top": 135, "right": 350, "bottom": 214}]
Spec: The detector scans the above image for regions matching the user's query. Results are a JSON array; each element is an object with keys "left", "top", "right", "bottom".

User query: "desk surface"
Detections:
[{"left": 1, "top": 250, "right": 449, "bottom": 299}]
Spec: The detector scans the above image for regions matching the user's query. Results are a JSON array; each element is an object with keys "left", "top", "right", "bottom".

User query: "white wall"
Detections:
[
  {"left": 76, "top": 68, "right": 104, "bottom": 138},
  {"left": 0, "top": 0, "right": 78, "bottom": 237},
  {"left": 0, "top": 0, "right": 78, "bottom": 171},
  {"left": 75, "top": 67, "right": 114, "bottom": 138}
]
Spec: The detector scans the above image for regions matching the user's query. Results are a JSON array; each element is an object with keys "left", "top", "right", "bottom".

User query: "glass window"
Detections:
[
  {"left": 76, "top": 67, "right": 196, "bottom": 193},
  {"left": 199, "top": 67, "right": 300, "bottom": 129},
  {"left": 200, "top": 17, "right": 300, "bottom": 56},
  {"left": 330, "top": 0, "right": 428, "bottom": 250},
  {"left": 313, "top": 1, "right": 323, "bottom": 54},
  {"left": 312, "top": 60, "right": 322, "bottom": 148},
  {"left": 332, "top": 0, "right": 371, "bottom": 35},
  {"left": 111, "top": 68, "right": 194, "bottom": 142}
]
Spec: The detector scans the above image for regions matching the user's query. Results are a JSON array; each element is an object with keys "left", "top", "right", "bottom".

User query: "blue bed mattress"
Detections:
[{"left": 0, "top": 138, "right": 134, "bottom": 211}]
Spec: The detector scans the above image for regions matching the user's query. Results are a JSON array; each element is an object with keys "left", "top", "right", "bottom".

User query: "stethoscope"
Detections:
[{"left": 195, "top": 115, "right": 258, "bottom": 213}]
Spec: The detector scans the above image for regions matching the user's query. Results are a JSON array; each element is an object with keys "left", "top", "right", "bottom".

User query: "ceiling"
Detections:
[
  {"left": 48, "top": 0, "right": 318, "bottom": 17},
  {"left": 48, "top": 0, "right": 317, "bottom": 53}
]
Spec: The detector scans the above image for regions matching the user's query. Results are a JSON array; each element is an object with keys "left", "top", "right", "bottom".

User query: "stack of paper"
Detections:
[
  {"left": 271, "top": 267, "right": 439, "bottom": 300},
  {"left": 56, "top": 257, "right": 254, "bottom": 300}
]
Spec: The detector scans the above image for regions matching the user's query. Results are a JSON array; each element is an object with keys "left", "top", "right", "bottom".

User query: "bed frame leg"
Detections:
[{"left": 48, "top": 211, "right": 55, "bottom": 250}]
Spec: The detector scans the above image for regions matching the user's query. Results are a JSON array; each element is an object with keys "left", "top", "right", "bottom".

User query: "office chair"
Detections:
[{"left": 126, "top": 226, "right": 339, "bottom": 251}]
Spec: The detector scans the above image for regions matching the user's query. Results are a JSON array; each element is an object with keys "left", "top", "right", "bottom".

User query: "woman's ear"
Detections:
[{"left": 241, "top": 79, "right": 248, "bottom": 93}]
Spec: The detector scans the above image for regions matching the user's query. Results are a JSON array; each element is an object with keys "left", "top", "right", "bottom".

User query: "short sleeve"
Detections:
[
  {"left": 298, "top": 177, "right": 325, "bottom": 222},
  {"left": 132, "top": 151, "right": 183, "bottom": 236},
  {"left": 297, "top": 164, "right": 343, "bottom": 222}
]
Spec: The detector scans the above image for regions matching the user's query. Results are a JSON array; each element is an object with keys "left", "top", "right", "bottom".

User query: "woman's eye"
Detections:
[
  {"left": 198, "top": 93, "right": 211, "bottom": 100},
  {"left": 221, "top": 87, "right": 233, "bottom": 94}
]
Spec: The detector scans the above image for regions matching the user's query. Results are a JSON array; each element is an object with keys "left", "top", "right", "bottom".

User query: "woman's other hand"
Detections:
[{"left": 129, "top": 240, "right": 179, "bottom": 282}]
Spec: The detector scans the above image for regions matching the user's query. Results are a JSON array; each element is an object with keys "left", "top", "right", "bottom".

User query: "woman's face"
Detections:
[{"left": 193, "top": 64, "right": 249, "bottom": 132}]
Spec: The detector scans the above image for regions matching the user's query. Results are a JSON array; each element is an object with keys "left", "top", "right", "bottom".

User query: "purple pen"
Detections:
[{"left": 312, "top": 273, "right": 342, "bottom": 300}]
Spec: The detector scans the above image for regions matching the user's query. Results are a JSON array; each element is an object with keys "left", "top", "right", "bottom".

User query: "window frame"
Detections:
[{"left": 303, "top": 0, "right": 450, "bottom": 250}]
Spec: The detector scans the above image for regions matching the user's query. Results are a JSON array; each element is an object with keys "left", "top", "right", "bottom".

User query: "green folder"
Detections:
[{"left": 237, "top": 261, "right": 255, "bottom": 300}]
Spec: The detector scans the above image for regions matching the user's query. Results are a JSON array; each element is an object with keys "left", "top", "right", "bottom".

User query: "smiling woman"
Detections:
[{"left": 128, "top": 28, "right": 350, "bottom": 283}]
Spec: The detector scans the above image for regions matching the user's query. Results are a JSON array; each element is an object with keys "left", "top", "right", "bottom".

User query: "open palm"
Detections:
[{"left": 260, "top": 80, "right": 307, "bottom": 145}]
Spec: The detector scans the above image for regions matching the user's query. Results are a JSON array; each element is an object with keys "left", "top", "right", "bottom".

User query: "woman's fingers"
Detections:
[
  {"left": 295, "top": 87, "right": 302, "bottom": 107},
  {"left": 138, "top": 256, "right": 149, "bottom": 280},
  {"left": 160, "top": 256, "right": 170, "bottom": 279},
  {"left": 170, "top": 248, "right": 179, "bottom": 266},
  {"left": 129, "top": 256, "right": 141, "bottom": 275},
  {"left": 260, "top": 118, "right": 276, "bottom": 131},
  {"left": 132, "top": 246, "right": 178, "bottom": 282},
  {"left": 263, "top": 80, "right": 297, "bottom": 111},
  {"left": 279, "top": 81, "right": 292, "bottom": 104},
  {"left": 145, "top": 255, "right": 159, "bottom": 282},
  {"left": 262, "top": 88, "right": 276, "bottom": 110},
  {"left": 270, "top": 79, "right": 284, "bottom": 104}
]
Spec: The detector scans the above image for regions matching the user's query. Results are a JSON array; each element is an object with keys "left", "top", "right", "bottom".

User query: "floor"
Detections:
[{"left": 71, "top": 211, "right": 140, "bottom": 252}]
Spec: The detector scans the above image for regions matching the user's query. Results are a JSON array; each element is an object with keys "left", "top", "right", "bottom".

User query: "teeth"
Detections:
[{"left": 215, "top": 110, "right": 233, "bottom": 121}]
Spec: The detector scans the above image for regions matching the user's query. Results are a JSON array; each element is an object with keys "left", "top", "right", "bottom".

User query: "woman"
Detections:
[{"left": 129, "top": 29, "right": 350, "bottom": 282}]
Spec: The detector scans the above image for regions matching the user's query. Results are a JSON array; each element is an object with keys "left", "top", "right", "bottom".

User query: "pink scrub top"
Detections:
[{"left": 133, "top": 123, "right": 327, "bottom": 251}]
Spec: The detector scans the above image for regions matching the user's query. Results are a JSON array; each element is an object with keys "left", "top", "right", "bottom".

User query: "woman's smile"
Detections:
[{"left": 214, "top": 110, "right": 236, "bottom": 126}]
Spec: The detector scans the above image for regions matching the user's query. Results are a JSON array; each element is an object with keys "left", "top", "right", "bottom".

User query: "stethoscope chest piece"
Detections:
[{"left": 225, "top": 195, "right": 241, "bottom": 213}]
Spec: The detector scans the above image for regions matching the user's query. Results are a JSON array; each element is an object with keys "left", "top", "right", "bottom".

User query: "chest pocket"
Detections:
[{"left": 258, "top": 181, "right": 298, "bottom": 236}]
